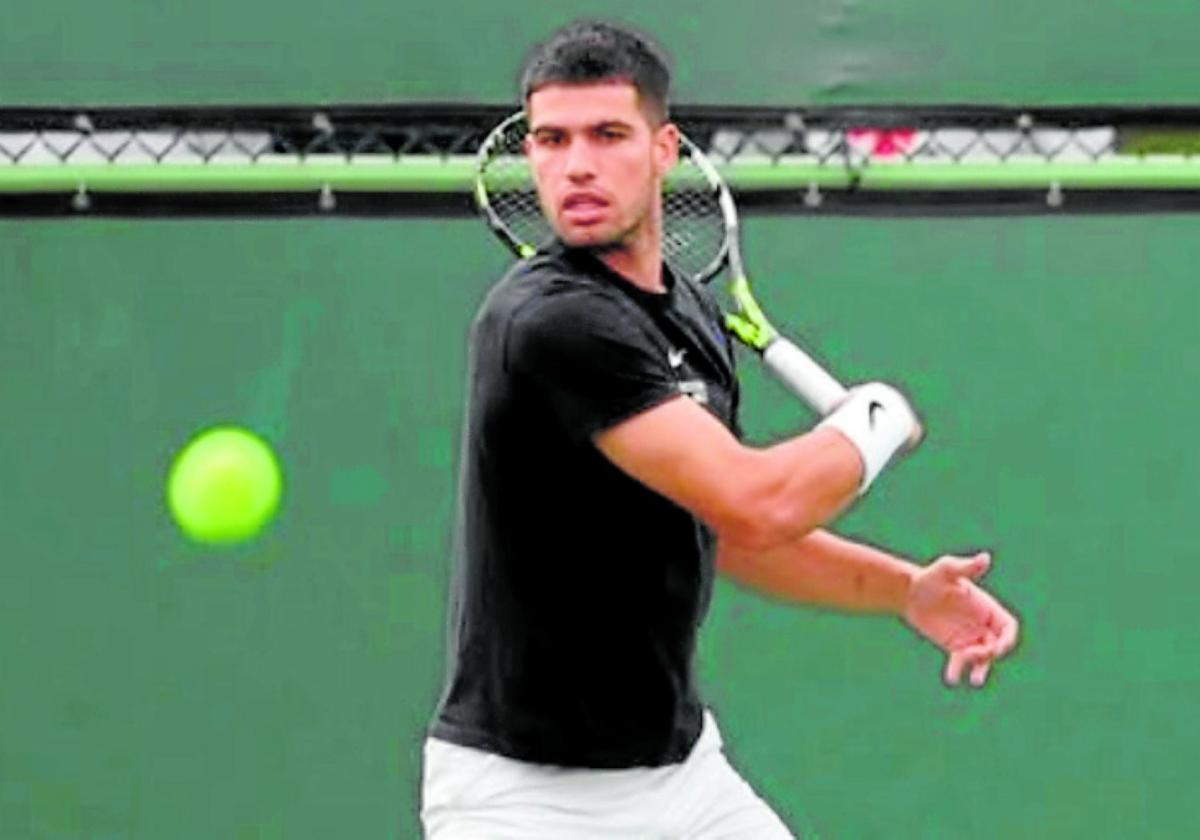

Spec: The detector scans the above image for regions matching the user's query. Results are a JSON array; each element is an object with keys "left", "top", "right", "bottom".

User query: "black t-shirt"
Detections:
[{"left": 429, "top": 241, "right": 741, "bottom": 768}]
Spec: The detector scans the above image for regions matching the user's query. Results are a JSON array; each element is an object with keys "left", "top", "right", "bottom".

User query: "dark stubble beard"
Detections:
[{"left": 577, "top": 182, "right": 659, "bottom": 258}]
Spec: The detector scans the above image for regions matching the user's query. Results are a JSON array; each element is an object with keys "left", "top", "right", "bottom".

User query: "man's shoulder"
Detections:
[
  {"left": 674, "top": 272, "right": 723, "bottom": 319},
  {"left": 479, "top": 250, "right": 627, "bottom": 334}
]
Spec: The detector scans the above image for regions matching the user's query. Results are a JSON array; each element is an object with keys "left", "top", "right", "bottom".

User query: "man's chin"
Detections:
[{"left": 558, "top": 227, "right": 621, "bottom": 251}]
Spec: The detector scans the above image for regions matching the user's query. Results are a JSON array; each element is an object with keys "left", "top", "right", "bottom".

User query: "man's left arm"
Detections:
[{"left": 717, "top": 529, "right": 1021, "bottom": 687}]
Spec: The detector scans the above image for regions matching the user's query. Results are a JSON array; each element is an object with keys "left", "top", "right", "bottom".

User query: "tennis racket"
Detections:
[{"left": 474, "top": 111, "right": 849, "bottom": 416}]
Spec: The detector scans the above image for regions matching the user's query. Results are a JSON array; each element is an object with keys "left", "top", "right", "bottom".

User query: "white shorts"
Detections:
[{"left": 419, "top": 710, "right": 795, "bottom": 839}]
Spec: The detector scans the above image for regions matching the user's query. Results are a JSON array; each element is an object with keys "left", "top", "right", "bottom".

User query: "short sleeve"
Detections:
[
  {"left": 506, "top": 288, "right": 681, "bottom": 442},
  {"left": 676, "top": 277, "right": 743, "bottom": 440}
]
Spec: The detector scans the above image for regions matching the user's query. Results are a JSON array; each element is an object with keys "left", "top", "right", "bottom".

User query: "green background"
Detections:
[
  {"left": 3, "top": 1, "right": 1200, "bottom": 106},
  {"left": 5, "top": 216, "right": 1197, "bottom": 838},
  {"left": 4, "top": 3, "right": 1199, "bottom": 838}
]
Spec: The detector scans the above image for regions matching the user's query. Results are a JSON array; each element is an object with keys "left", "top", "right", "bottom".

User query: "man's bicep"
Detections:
[{"left": 593, "top": 395, "right": 759, "bottom": 539}]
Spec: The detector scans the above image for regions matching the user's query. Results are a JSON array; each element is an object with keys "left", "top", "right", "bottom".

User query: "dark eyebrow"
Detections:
[
  {"left": 592, "top": 120, "right": 634, "bottom": 132},
  {"left": 529, "top": 120, "right": 635, "bottom": 135}
]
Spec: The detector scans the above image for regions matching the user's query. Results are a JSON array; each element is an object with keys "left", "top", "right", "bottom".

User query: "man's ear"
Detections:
[{"left": 653, "top": 122, "right": 680, "bottom": 175}]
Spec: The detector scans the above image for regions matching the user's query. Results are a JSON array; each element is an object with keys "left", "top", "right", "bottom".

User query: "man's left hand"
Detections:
[{"left": 902, "top": 552, "right": 1020, "bottom": 687}]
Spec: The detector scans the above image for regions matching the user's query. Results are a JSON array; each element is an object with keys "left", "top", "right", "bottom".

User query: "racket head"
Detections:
[
  {"left": 475, "top": 112, "right": 543, "bottom": 258},
  {"left": 474, "top": 111, "right": 737, "bottom": 284}
]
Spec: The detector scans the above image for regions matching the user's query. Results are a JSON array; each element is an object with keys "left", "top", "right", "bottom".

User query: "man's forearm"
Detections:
[{"left": 716, "top": 528, "right": 918, "bottom": 615}]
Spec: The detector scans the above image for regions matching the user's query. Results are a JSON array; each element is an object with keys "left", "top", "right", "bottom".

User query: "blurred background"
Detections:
[{"left": 3, "top": 2, "right": 1199, "bottom": 837}]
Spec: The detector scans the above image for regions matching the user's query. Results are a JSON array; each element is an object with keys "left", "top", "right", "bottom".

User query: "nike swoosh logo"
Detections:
[
  {"left": 868, "top": 400, "right": 885, "bottom": 428},
  {"left": 668, "top": 348, "right": 686, "bottom": 368}
]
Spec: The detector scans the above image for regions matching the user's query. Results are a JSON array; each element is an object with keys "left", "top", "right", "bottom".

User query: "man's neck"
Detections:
[
  {"left": 593, "top": 224, "right": 666, "bottom": 294},
  {"left": 598, "top": 249, "right": 664, "bottom": 294}
]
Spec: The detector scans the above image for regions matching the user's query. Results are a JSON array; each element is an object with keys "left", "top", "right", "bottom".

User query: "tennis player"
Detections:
[{"left": 422, "top": 19, "right": 1020, "bottom": 839}]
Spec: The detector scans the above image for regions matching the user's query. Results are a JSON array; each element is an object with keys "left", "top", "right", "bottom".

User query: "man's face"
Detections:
[{"left": 524, "top": 81, "right": 677, "bottom": 251}]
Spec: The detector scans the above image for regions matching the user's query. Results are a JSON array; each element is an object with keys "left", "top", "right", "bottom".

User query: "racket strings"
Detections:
[
  {"left": 480, "top": 120, "right": 554, "bottom": 249},
  {"left": 662, "top": 147, "right": 728, "bottom": 281}
]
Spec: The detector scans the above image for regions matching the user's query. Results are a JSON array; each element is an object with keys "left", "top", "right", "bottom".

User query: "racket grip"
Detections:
[{"left": 762, "top": 338, "right": 850, "bottom": 416}]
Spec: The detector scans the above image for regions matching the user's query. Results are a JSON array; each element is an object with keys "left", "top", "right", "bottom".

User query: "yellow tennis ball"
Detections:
[{"left": 166, "top": 425, "right": 283, "bottom": 545}]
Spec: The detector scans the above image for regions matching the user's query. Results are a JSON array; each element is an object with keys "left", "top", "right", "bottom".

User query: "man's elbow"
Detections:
[{"left": 711, "top": 490, "right": 816, "bottom": 556}]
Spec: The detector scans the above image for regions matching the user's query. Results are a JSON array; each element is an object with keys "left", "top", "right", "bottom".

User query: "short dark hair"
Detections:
[{"left": 519, "top": 19, "right": 672, "bottom": 123}]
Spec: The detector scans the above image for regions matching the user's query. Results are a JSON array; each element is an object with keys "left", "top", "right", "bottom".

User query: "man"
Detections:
[{"left": 422, "top": 19, "right": 1019, "bottom": 838}]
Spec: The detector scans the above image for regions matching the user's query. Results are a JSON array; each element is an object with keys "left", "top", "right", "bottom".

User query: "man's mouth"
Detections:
[{"left": 561, "top": 193, "right": 609, "bottom": 224}]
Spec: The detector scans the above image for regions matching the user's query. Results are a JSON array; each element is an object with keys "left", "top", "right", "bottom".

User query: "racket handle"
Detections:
[{"left": 762, "top": 338, "right": 850, "bottom": 417}]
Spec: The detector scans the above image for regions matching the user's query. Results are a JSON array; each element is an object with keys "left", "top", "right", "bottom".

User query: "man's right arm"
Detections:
[
  {"left": 506, "top": 285, "right": 918, "bottom": 550},
  {"left": 594, "top": 395, "right": 868, "bottom": 555}
]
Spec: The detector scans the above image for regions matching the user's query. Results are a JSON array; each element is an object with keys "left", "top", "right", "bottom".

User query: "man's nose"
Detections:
[{"left": 564, "top": 140, "right": 595, "bottom": 180}]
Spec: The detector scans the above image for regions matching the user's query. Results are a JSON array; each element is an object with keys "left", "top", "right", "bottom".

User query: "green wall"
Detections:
[
  {"left": 3, "top": 1, "right": 1200, "bottom": 106},
  {"left": 3, "top": 215, "right": 1197, "bottom": 837}
]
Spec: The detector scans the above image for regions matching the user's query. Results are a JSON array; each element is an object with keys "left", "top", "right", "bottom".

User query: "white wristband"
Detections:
[{"left": 817, "top": 382, "right": 919, "bottom": 495}]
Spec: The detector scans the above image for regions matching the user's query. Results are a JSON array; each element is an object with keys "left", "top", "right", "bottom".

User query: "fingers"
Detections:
[
  {"left": 939, "top": 551, "right": 991, "bottom": 583},
  {"left": 944, "top": 651, "right": 965, "bottom": 686},
  {"left": 979, "top": 588, "right": 1021, "bottom": 659},
  {"left": 992, "top": 612, "right": 1020, "bottom": 658},
  {"left": 928, "top": 549, "right": 1018, "bottom": 689},
  {"left": 944, "top": 620, "right": 1018, "bottom": 688},
  {"left": 969, "top": 658, "right": 991, "bottom": 687},
  {"left": 944, "top": 640, "right": 992, "bottom": 686}
]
